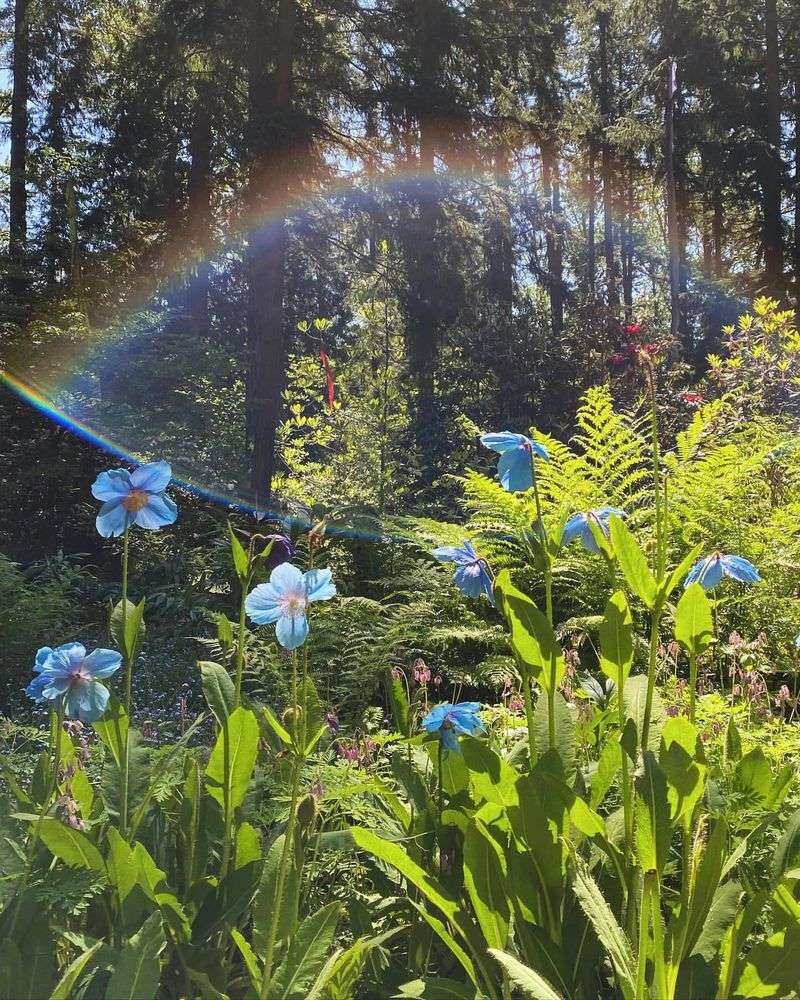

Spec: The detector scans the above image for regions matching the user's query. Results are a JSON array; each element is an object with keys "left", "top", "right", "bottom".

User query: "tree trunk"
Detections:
[
  {"left": 665, "top": 59, "right": 682, "bottom": 346},
  {"left": 763, "top": 0, "right": 783, "bottom": 293},
  {"left": 794, "top": 74, "right": 800, "bottom": 298},
  {"left": 487, "top": 143, "right": 514, "bottom": 319},
  {"left": 587, "top": 143, "right": 596, "bottom": 296},
  {"left": 9, "top": 0, "right": 29, "bottom": 294},
  {"left": 186, "top": 85, "right": 213, "bottom": 337},
  {"left": 597, "top": 10, "right": 618, "bottom": 315},
  {"left": 712, "top": 177, "right": 724, "bottom": 278},
  {"left": 621, "top": 157, "right": 634, "bottom": 317},
  {"left": 247, "top": 0, "right": 295, "bottom": 507},
  {"left": 541, "top": 137, "right": 564, "bottom": 334}
]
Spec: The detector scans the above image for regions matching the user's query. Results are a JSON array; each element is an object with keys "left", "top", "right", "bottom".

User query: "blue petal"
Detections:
[
  {"left": 432, "top": 545, "right": 471, "bottom": 564},
  {"left": 454, "top": 562, "right": 486, "bottom": 598},
  {"left": 26, "top": 674, "right": 50, "bottom": 703},
  {"left": 130, "top": 461, "right": 172, "bottom": 493},
  {"left": 497, "top": 447, "right": 533, "bottom": 492},
  {"left": 531, "top": 440, "right": 550, "bottom": 461},
  {"left": 41, "top": 674, "right": 73, "bottom": 698},
  {"left": 304, "top": 568, "right": 337, "bottom": 603},
  {"left": 47, "top": 643, "right": 86, "bottom": 675},
  {"left": 688, "top": 555, "right": 723, "bottom": 590},
  {"left": 562, "top": 513, "right": 588, "bottom": 546},
  {"left": 84, "top": 648, "right": 123, "bottom": 679},
  {"left": 275, "top": 613, "right": 309, "bottom": 650},
  {"left": 597, "top": 506, "right": 627, "bottom": 520},
  {"left": 64, "top": 680, "right": 110, "bottom": 723},
  {"left": 34, "top": 646, "right": 54, "bottom": 672},
  {"left": 96, "top": 499, "right": 133, "bottom": 538},
  {"left": 440, "top": 728, "right": 461, "bottom": 752},
  {"left": 422, "top": 704, "right": 452, "bottom": 732},
  {"left": 245, "top": 584, "right": 283, "bottom": 624},
  {"left": 480, "top": 431, "right": 529, "bottom": 454},
  {"left": 721, "top": 555, "right": 761, "bottom": 584},
  {"left": 134, "top": 493, "right": 178, "bottom": 530},
  {"left": 91, "top": 468, "right": 132, "bottom": 501},
  {"left": 270, "top": 562, "right": 304, "bottom": 594}
]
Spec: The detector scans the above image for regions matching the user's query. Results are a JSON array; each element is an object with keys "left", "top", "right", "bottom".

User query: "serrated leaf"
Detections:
[
  {"left": 199, "top": 661, "right": 235, "bottom": 726},
  {"left": 488, "top": 950, "right": 564, "bottom": 999},
  {"left": 494, "top": 570, "right": 564, "bottom": 689},
  {"left": 265, "top": 902, "right": 341, "bottom": 999},
  {"left": 205, "top": 707, "right": 259, "bottom": 812},
  {"left": 37, "top": 817, "right": 105, "bottom": 872},
  {"left": 599, "top": 591, "right": 633, "bottom": 688}
]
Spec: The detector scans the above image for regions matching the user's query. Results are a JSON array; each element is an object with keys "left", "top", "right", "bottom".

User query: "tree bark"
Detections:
[
  {"left": 587, "top": 143, "right": 596, "bottom": 295},
  {"left": 665, "top": 59, "right": 682, "bottom": 346},
  {"left": 247, "top": 0, "right": 295, "bottom": 507},
  {"left": 763, "top": 0, "right": 783, "bottom": 293},
  {"left": 9, "top": 0, "right": 29, "bottom": 293},
  {"left": 794, "top": 74, "right": 800, "bottom": 298},
  {"left": 597, "top": 10, "right": 618, "bottom": 314},
  {"left": 486, "top": 143, "right": 514, "bottom": 319}
]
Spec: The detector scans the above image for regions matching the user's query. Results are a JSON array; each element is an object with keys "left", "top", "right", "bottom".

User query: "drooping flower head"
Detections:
[
  {"left": 261, "top": 533, "right": 296, "bottom": 572},
  {"left": 432, "top": 540, "right": 495, "bottom": 605},
  {"left": 480, "top": 431, "right": 549, "bottom": 492},
  {"left": 245, "top": 562, "right": 336, "bottom": 650},
  {"left": 683, "top": 552, "right": 761, "bottom": 591},
  {"left": 26, "top": 642, "right": 122, "bottom": 723},
  {"left": 422, "top": 702, "right": 485, "bottom": 753},
  {"left": 562, "top": 507, "right": 626, "bottom": 554},
  {"left": 91, "top": 461, "right": 178, "bottom": 538}
]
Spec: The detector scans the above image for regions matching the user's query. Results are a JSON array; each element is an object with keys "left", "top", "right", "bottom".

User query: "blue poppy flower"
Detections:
[
  {"left": 26, "top": 642, "right": 122, "bottom": 722},
  {"left": 91, "top": 461, "right": 178, "bottom": 538},
  {"left": 562, "top": 507, "right": 627, "bottom": 554},
  {"left": 245, "top": 562, "right": 336, "bottom": 650},
  {"left": 432, "top": 541, "right": 494, "bottom": 605},
  {"left": 422, "top": 701, "right": 486, "bottom": 752},
  {"left": 683, "top": 552, "right": 761, "bottom": 590},
  {"left": 480, "top": 431, "right": 549, "bottom": 492}
]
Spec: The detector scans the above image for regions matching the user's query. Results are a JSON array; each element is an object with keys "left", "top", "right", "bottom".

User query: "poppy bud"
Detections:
[{"left": 296, "top": 793, "right": 317, "bottom": 828}]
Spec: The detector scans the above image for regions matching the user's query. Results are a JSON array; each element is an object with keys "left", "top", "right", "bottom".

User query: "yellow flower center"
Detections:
[{"left": 122, "top": 489, "right": 150, "bottom": 512}]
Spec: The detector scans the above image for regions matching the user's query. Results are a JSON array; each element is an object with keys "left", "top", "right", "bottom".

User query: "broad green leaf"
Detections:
[
  {"left": 252, "top": 834, "right": 300, "bottom": 951},
  {"left": 691, "top": 881, "right": 741, "bottom": 961},
  {"left": 386, "top": 669, "right": 411, "bottom": 737},
  {"left": 49, "top": 942, "right": 103, "bottom": 1000},
  {"left": 533, "top": 692, "right": 576, "bottom": 777},
  {"left": 772, "top": 807, "right": 800, "bottom": 885},
  {"left": 674, "top": 584, "right": 713, "bottom": 656},
  {"left": 623, "top": 675, "right": 663, "bottom": 752},
  {"left": 733, "top": 921, "right": 800, "bottom": 998},
  {"left": 660, "top": 717, "right": 705, "bottom": 826},
  {"left": 37, "top": 816, "right": 105, "bottom": 872},
  {"left": 350, "top": 827, "right": 459, "bottom": 922},
  {"left": 92, "top": 696, "right": 129, "bottom": 770},
  {"left": 494, "top": 570, "right": 564, "bottom": 688},
  {"left": 461, "top": 738, "right": 519, "bottom": 809},
  {"left": 199, "top": 661, "right": 234, "bottom": 726},
  {"left": 409, "top": 904, "right": 478, "bottom": 989},
  {"left": 463, "top": 818, "right": 509, "bottom": 949},
  {"left": 590, "top": 739, "right": 621, "bottom": 809},
  {"left": 735, "top": 748, "right": 772, "bottom": 806},
  {"left": 634, "top": 752, "right": 671, "bottom": 874},
  {"left": 266, "top": 902, "right": 342, "bottom": 999},
  {"left": 314, "top": 930, "right": 401, "bottom": 1000},
  {"left": 205, "top": 706, "right": 259, "bottom": 811},
  {"left": 393, "top": 977, "right": 477, "bottom": 999},
  {"left": 235, "top": 821, "right": 261, "bottom": 869},
  {"left": 608, "top": 516, "right": 657, "bottom": 608},
  {"left": 105, "top": 912, "right": 165, "bottom": 1000},
  {"left": 110, "top": 598, "right": 146, "bottom": 662},
  {"left": 261, "top": 705, "right": 293, "bottom": 748},
  {"left": 572, "top": 859, "right": 636, "bottom": 1000},
  {"left": 0, "top": 924, "right": 56, "bottom": 1000},
  {"left": 231, "top": 929, "right": 261, "bottom": 989},
  {"left": 682, "top": 818, "right": 728, "bottom": 958},
  {"left": 488, "top": 949, "right": 564, "bottom": 1000},
  {"left": 725, "top": 718, "right": 742, "bottom": 764},
  {"left": 598, "top": 591, "right": 633, "bottom": 687},
  {"left": 191, "top": 860, "right": 262, "bottom": 943},
  {"left": 228, "top": 522, "right": 250, "bottom": 581}
]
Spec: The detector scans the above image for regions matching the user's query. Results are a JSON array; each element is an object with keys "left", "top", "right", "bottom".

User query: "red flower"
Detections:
[
  {"left": 642, "top": 343, "right": 658, "bottom": 355},
  {"left": 624, "top": 322, "right": 642, "bottom": 337},
  {"left": 609, "top": 352, "right": 627, "bottom": 366},
  {"left": 680, "top": 391, "right": 705, "bottom": 406}
]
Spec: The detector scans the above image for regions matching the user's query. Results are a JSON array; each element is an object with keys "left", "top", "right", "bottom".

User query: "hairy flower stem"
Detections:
[
  {"left": 521, "top": 672, "right": 538, "bottom": 769},
  {"left": 640, "top": 375, "right": 666, "bottom": 753},
  {"left": 688, "top": 652, "right": 698, "bottom": 724},
  {"left": 529, "top": 450, "right": 556, "bottom": 750},
  {"left": 119, "top": 528, "right": 131, "bottom": 837},
  {"left": 437, "top": 739, "right": 445, "bottom": 877},
  {"left": 635, "top": 874, "right": 651, "bottom": 1000},
  {"left": 260, "top": 650, "right": 305, "bottom": 996}
]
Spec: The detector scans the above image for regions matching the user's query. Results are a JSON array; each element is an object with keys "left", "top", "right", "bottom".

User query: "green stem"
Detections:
[
  {"left": 635, "top": 874, "right": 652, "bottom": 1000},
  {"left": 521, "top": 671, "right": 537, "bottom": 769},
  {"left": 688, "top": 651, "right": 698, "bottom": 725},
  {"left": 220, "top": 718, "right": 232, "bottom": 878},
  {"left": 648, "top": 376, "right": 666, "bottom": 580},
  {"left": 641, "top": 609, "right": 662, "bottom": 752},
  {"left": 650, "top": 875, "right": 669, "bottom": 1000},
  {"left": 119, "top": 529, "right": 131, "bottom": 837},
  {"left": 529, "top": 450, "right": 556, "bottom": 750},
  {"left": 260, "top": 651, "right": 303, "bottom": 996},
  {"left": 233, "top": 539, "right": 253, "bottom": 709},
  {"left": 437, "top": 739, "right": 444, "bottom": 877}
]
